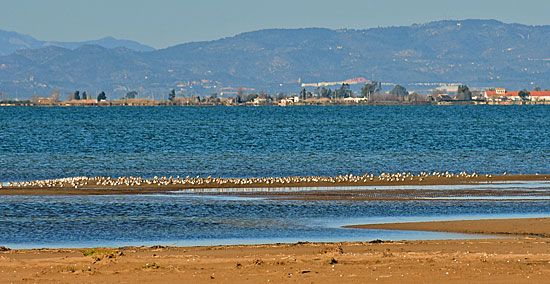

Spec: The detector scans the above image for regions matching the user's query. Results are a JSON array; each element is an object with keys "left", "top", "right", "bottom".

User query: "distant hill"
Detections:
[
  {"left": 47, "top": 36, "right": 155, "bottom": 52},
  {"left": 0, "top": 29, "right": 155, "bottom": 55},
  {"left": 1, "top": 20, "right": 550, "bottom": 99}
]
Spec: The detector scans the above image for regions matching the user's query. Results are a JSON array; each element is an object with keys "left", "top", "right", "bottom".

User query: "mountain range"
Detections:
[
  {"left": 0, "top": 30, "right": 154, "bottom": 56},
  {"left": 1, "top": 19, "right": 550, "bottom": 100}
]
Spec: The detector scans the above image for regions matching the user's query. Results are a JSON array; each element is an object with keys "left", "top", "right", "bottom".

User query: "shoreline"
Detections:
[
  {"left": 3, "top": 100, "right": 550, "bottom": 107},
  {"left": 1, "top": 173, "right": 549, "bottom": 197},
  {"left": 2, "top": 217, "right": 550, "bottom": 283}
]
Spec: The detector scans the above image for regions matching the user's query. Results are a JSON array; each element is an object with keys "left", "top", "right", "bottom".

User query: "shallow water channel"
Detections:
[{"left": 2, "top": 183, "right": 550, "bottom": 249}]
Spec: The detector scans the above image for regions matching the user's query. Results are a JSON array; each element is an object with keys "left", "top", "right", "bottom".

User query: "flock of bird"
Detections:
[{"left": 1, "top": 171, "right": 494, "bottom": 189}]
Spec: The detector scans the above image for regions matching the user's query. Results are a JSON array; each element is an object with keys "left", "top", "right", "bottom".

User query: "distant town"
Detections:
[{"left": 1, "top": 80, "right": 550, "bottom": 107}]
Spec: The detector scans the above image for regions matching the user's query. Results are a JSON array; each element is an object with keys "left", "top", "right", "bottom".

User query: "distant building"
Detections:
[
  {"left": 36, "top": 97, "right": 56, "bottom": 105},
  {"left": 343, "top": 97, "right": 368, "bottom": 103},
  {"left": 485, "top": 89, "right": 519, "bottom": 101},
  {"left": 495, "top": 88, "right": 506, "bottom": 95},
  {"left": 253, "top": 97, "right": 272, "bottom": 106},
  {"left": 278, "top": 98, "right": 295, "bottom": 106},
  {"left": 437, "top": 94, "right": 453, "bottom": 101},
  {"left": 485, "top": 89, "right": 550, "bottom": 102},
  {"left": 529, "top": 91, "right": 550, "bottom": 101},
  {"left": 301, "top": 77, "right": 367, "bottom": 88}
]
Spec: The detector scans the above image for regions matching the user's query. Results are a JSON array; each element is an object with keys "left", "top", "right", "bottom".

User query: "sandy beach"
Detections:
[{"left": 1, "top": 218, "right": 549, "bottom": 283}]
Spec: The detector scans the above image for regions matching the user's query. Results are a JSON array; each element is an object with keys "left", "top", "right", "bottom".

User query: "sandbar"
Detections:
[
  {"left": 1, "top": 174, "right": 549, "bottom": 200},
  {"left": 347, "top": 217, "right": 550, "bottom": 237}
]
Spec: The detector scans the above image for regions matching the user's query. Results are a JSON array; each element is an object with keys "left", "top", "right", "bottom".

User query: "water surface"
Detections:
[
  {"left": 1, "top": 193, "right": 549, "bottom": 248},
  {"left": 1, "top": 106, "right": 550, "bottom": 248},
  {"left": 1, "top": 105, "right": 549, "bottom": 181}
]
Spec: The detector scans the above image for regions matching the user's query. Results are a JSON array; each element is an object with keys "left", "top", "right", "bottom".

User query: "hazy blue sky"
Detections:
[{"left": 1, "top": 0, "right": 549, "bottom": 49}]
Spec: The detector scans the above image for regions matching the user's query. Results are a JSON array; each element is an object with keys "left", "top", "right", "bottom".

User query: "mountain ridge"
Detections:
[
  {"left": 1, "top": 19, "right": 550, "bottom": 99},
  {"left": 0, "top": 30, "right": 155, "bottom": 55}
]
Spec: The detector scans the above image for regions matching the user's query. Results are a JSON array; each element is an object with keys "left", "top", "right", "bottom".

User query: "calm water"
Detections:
[
  {"left": 1, "top": 105, "right": 549, "bottom": 181},
  {"left": 1, "top": 105, "right": 550, "bottom": 247},
  {"left": 2, "top": 193, "right": 550, "bottom": 249}
]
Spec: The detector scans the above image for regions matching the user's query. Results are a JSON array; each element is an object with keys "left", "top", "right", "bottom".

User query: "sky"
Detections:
[{"left": 1, "top": 0, "right": 550, "bottom": 49}]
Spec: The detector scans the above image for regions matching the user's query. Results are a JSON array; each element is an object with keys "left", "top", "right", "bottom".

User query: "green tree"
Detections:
[
  {"left": 81, "top": 91, "right": 87, "bottom": 100},
  {"left": 236, "top": 87, "right": 246, "bottom": 103},
  {"left": 361, "top": 81, "right": 381, "bottom": 99},
  {"left": 390, "top": 85, "right": 408, "bottom": 97},
  {"left": 335, "top": 83, "right": 351, "bottom": 98},
  {"left": 125, "top": 91, "right": 138, "bottom": 99},
  {"left": 97, "top": 91, "right": 107, "bottom": 102},
  {"left": 258, "top": 91, "right": 271, "bottom": 100},
  {"left": 247, "top": 93, "right": 258, "bottom": 102},
  {"left": 534, "top": 86, "right": 541, "bottom": 92},
  {"left": 299, "top": 89, "right": 312, "bottom": 100},
  {"left": 209, "top": 93, "right": 220, "bottom": 103},
  {"left": 168, "top": 89, "right": 176, "bottom": 101},
  {"left": 320, "top": 87, "right": 331, "bottom": 98},
  {"left": 518, "top": 89, "right": 530, "bottom": 101},
  {"left": 314, "top": 87, "right": 320, "bottom": 97},
  {"left": 74, "top": 90, "right": 81, "bottom": 100},
  {"left": 408, "top": 92, "right": 424, "bottom": 102},
  {"left": 455, "top": 85, "right": 472, "bottom": 100}
]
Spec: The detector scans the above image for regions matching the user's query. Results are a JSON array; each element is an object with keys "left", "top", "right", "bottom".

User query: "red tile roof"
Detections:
[
  {"left": 530, "top": 91, "right": 550, "bottom": 97},
  {"left": 484, "top": 90, "right": 550, "bottom": 96}
]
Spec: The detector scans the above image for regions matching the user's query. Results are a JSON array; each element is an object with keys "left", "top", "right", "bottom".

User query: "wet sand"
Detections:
[{"left": 2, "top": 218, "right": 550, "bottom": 283}]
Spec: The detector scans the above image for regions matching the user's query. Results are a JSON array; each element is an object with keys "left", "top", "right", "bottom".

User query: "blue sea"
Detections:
[
  {"left": 1, "top": 105, "right": 550, "bottom": 248},
  {"left": 1, "top": 105, "right": 549, "bottom": 181}
]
